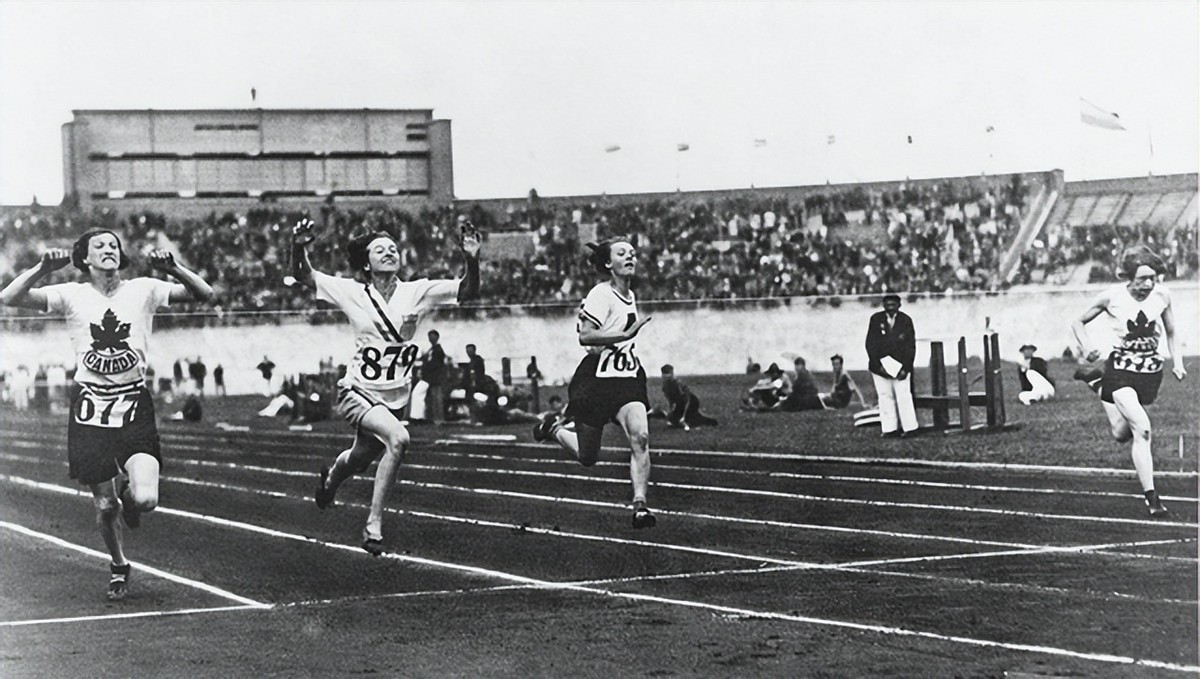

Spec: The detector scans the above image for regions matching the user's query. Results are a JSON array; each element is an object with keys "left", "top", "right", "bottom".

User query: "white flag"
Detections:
[{"left": 1080, "top": 98, "right": 1125, "bottom": 131}]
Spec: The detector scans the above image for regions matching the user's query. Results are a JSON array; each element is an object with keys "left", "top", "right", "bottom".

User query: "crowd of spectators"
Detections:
[{"left": 2, "top": 173, "right": 1195, "bottom": 327}]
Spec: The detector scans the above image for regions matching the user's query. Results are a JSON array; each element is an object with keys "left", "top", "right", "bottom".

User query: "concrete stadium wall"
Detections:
[{"left": 2, "top": 283, "right": 1195, "bottom": 396}]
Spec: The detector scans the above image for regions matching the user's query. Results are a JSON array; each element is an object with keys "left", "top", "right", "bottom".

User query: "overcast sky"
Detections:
[{"left": 1, "top": 1, "right": 1196, "bottom": 205}]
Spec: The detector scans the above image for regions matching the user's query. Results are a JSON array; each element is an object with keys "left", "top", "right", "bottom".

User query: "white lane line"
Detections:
[
  {"left": 8, "top": 433, "right": 1197, "bottom": 505},
  {"left": 0, "top": 605, "right": 260, "bottom": 628},
  {"left": 0, "top": 519, "right": 268, "bottom": 609},
  {"left": 13, "top": 427, "right": 1194, "bottom": 480},
  {"left": 5, "top": 450, "right": 1196, "bottom": 561},
  {"left": 2, "top": 474, "right": 1194, "bottom": 672},
  {"left": 402, "top": 463, "right": 1200, "bottom": 529}
]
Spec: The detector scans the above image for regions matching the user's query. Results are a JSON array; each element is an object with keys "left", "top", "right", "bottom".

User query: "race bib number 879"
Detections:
[
  {"left": 74, "top": 393, "right": 139, "bottom": 429},
  {"left": 358, "top": 342, "right": 419, "bottom": 383},
  {"left": 595, "top": 344, "right": 641, "bottom": 379}
]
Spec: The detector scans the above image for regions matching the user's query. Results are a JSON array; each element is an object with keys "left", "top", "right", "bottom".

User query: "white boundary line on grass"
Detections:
[
  {"left": 0, "top": 605, "right": 261, "bottom": 628},
  {"left": 0, "top": 519, "right": 268, "bottom": 610},
  {"left": 0, "top": 474, "right": 1194, "bottom": 674}
]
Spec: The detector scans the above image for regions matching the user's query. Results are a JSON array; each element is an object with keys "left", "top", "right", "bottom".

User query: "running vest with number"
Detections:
[
  {"left": 577, "top": 282, "right": 642, "bottom": 379},
  {"left": 313, "top": 271, "right": 460, "bottom": 407},
  {"left": 1104, "top": 283, "right": 1169, "bottom": 374}
]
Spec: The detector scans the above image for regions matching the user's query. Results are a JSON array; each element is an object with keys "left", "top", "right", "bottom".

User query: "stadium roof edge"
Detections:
[{"left": 69, "top": 108, "right": 436, "bottom": 115}]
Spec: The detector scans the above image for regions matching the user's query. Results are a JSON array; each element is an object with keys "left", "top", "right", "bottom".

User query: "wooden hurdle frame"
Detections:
[{"left": 912, "top": 333, "right": 1007, "bottom": 432}]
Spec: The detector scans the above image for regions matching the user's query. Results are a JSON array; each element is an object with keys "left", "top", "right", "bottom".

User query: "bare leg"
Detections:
[
  {"left": 91, "top": 481, "right": 126, "bottom": 566},
  {"left": 123, "top": 453, "right": 160, "bottom": 512},
  {"left": 554, "top": 422, "right": 604, "bottom": 467},
  {"left": 1110, "top": 388, "right": 1155, "bottom": 492},
  {"left": 614, "top": 402, "right": 651, "bottom": 504},
  {"left": 356, "top": 407, "right": 410, "bottom": 541},
  {"left": 1101, "top": 401, "right": 1132, "bottom": 443}
]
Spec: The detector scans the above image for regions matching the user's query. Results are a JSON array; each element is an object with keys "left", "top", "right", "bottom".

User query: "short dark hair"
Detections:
[
  {"left": 882, "top": 294, "right": 901, "bottom": 305},
  {"left": 1119, "top": 246, "right": 1166, "bottom": 279},
  {"left": 466, "top": 343, "right": 476, "bottom": 351},
  {"left": 72, "top": 229, "right": 129, "bottom": 272},
  {"left": 584, "top": 237, "right": 633, "bottom": 275},
  {"left": 428, "top": 330, "right": 440, "bottom": 340},
  {"left": 346, "top": 231, "right": 395, "bottom": 271},
  {"left": 660, "top": 364, "right": 674, "bottom": 374},
  {"left": 830, "top": 354, "right": 843, "bottom": 363}
]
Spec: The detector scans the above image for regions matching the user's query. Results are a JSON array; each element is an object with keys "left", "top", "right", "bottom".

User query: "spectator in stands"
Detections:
[
  {"left": 1016, "top": 344, "right": 1055, "bottom": 405},
  {"left": 866, "top": 294, "right": 918, "bottom": 437},
  {"left": 820, "top": 354, "right": 869, "bottom": 409},
  {"left": 659, "top": 364, "right": 718, "bottom": 429}
]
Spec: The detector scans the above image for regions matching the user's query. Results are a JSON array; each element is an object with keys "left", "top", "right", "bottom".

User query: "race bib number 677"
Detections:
[{"left": 75, "top": 393, "right": 139, "bottom": 429}]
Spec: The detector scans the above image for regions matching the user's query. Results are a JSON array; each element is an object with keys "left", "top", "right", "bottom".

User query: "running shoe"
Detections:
[
  {"left": 108, "top": 563, "right": 131, "bottom": 601},
  {"left": 115, "top": 476, "right": 140, "bottom": 529},
  {"left": 314, "top": 466, "right": 335, "bottom": 509},
  {"left": 531, "top": 412, "right": 562, "bottom": 442},
  {"left": 631, "top": 502, "right": 657, "bottom": 529},
  {"left": 361, "top": 529, "right": 385, "bottom": 556},
  {"left": 1145, "top": 490, "right": 1169, "bottom": 517}
]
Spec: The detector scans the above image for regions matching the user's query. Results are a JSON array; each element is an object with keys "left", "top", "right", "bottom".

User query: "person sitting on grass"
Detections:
[
  {"left": 819, "top": 354, "right": 870, "bottom": 409},
  {"left": 742, "top": 363, "right": 791, "bottom": 410}
]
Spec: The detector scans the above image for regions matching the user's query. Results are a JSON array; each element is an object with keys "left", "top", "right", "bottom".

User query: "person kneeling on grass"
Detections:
[
  {"left": 1016, "top": 344, "right": 1056, "bottom": 405},
  {"left": 660, "top": 364, "right": 718, "bottom": 430}
]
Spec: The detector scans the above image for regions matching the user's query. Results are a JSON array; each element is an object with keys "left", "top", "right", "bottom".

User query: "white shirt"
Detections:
[
  {"left": 42, "top": 278, "right": 174, "bottom": 392},
  {"left": 314, "top": 271, "right": 460, "bottom": 407},
  {"left": 1101, "top": 282, "right": 1171, "bottom": 373},
  {"left": 577, "top": 282, "right": 643, "bottom": 379}
]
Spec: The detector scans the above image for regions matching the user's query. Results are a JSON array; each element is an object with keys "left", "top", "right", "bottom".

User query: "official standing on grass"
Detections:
[{"left": 865, "top": 294, "right": 918, "bottom": 437}]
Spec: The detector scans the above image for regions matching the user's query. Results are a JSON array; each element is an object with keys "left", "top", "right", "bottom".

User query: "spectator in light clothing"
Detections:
[
  {"left": 865, "top": 294, "right": 918, "bottom": 437},
  {"left": 1016, "top": 344, "right": 1055, "bottom": 405}
]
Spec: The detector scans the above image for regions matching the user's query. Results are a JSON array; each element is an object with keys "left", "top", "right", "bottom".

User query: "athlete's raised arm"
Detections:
[
  {"left": 152, "top": 251, "right": 214, "bottom": 303},
  {"left": 291, "top": 218, "right": 319, "bottom": 288},
  {"left": 456, "top": 220, "right": 481, "bottom": 303},
  {"left": 0, "top": 249, "right": 70, "bottom": 310}
]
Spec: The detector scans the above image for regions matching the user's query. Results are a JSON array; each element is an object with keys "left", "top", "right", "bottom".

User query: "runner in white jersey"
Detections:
[
  {"left": 1071, "top": 248, "right": 1185, "bottom": 516},
  {"left": 0, "top": 229, "right": 213, "bottom": 599},
  {"left": 532, "top": 237, "right": 657, "bottom": 528},
  {"left": 291, "top": 217, "right": 480, "bottom": 554}
]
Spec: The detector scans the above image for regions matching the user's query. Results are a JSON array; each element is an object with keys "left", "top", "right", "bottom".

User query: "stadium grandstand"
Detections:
[{"left": 0, "top": 168, "right": 1196, "bottom": 328}]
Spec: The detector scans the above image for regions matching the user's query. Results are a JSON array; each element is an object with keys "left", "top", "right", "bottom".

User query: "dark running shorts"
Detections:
[
  {"left": 1100, "top": 355, "right": 1163, "bottom": 406},
  {"left": 565, "top": 354, "right": 649, "bottom": 428},
  {"left": 68, "top": 387, "right": 161, "bottom": 486}
]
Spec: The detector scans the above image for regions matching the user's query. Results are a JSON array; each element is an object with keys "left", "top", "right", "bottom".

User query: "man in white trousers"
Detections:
[
  {"left": 1017, "top": 344, "right": 1056, "bottom": 405},
  {"left": 865, "top": 294, "right": 918, "bottom": 437}
]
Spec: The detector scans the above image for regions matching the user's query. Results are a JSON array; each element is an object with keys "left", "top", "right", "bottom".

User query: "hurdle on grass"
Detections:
[{"left": 911, "top": 333, "right": 1007, "bottom": 432}]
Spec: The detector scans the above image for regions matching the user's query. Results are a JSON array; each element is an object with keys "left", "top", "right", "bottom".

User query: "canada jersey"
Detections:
[
  {"left": 42, "top": 279, "right": 174, "bottom": 392},
  {"left": 314, "top": 271, "right": 459, "bottom": 407},
  {"left": 1103, "top": 283, "right": 1170, "bottom": 374},
  {"left": 577, "top": 282, "right": 642, "bottom": 379}
]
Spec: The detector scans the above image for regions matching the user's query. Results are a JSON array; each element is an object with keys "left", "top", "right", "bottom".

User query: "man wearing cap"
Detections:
[
  {"left": 1016, "top": 344, "right": 1055, "bottom": 405},
  {"left": 865, "top": 294, "right": 918, "bottom": 437}
]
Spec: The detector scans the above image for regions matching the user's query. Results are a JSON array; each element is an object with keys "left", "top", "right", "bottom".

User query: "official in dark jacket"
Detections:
[{"left": 865, "top": 294, "right": 918, "bottom": 436}]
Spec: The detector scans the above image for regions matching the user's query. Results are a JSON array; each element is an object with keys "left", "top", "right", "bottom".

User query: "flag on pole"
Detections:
[
  {"left": 753, "top": 138, "right": 768, "bottom": 147},
  {"left": 1080, "top": 98, "right": 1125, "bottom": 131},
  {"left": 603, "top": 144, "right": 622, "bottom": 153},
  {"left": 676, "top": 143, "right": 690, "bottom": 152},
  {"left": 826, "top": 135, "right": 836, "bottom": 145}
]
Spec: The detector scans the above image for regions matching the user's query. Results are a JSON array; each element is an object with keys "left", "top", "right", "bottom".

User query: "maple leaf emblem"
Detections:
[
  {"left": 90, "top": 309, "right": 131, "bottom": 352},
  {"left": 1122, "top": 310, "right": 1158, "bottom": 353}
]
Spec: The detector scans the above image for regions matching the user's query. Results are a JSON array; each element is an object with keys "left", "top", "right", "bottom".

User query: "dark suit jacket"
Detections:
[
  {"left": 865, "top": 310, "right": 915, "bottom": 378},
  {"left": 1018, "top": 356, "right": 1053, "bottom": 391}
]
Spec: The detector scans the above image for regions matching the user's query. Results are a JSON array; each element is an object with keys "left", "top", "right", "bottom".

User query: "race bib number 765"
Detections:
[
  {"left": 74, "top": 393, "right": 139, "bottom": 429},
  {"left": 595, "top": 344, "right": 641, "bottom": 379}
]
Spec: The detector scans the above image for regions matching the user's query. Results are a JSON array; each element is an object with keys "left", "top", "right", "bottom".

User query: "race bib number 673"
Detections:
[{"left": 74, "top": 393, "right": 139, "bottom": 429}]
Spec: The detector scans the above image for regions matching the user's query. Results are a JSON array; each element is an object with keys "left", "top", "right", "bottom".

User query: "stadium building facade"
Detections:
[{"left": 62, "top": 108, "right": 454, "bottom": 214}]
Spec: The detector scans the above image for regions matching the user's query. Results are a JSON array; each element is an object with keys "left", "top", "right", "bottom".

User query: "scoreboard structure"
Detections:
[{"left": 62, "top": 108, "right": 454, "bottom": 214}]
